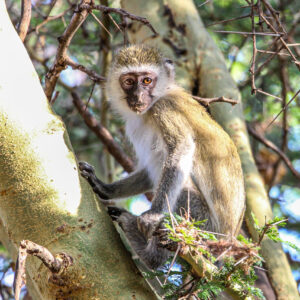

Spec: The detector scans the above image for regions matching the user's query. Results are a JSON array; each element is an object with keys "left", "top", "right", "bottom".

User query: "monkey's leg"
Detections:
[
  {"left": 110, "top": 209, "right": 170, "bottom": 269},
  {"left": 79, "top": 162, "right": 153, "bottom": 199}
]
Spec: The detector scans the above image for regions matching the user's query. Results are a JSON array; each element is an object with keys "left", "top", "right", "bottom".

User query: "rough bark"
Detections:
[
  {"left": 0, "top": 3, "right": 156, "bottom": 299},
  {"left": 121, "top": 0, "right": 298, "bottom": 299}
]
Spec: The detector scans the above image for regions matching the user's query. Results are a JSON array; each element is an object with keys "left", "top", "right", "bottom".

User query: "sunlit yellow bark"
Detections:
[{"left": 0, "top": 3, "right": 156, "bottom": 299}]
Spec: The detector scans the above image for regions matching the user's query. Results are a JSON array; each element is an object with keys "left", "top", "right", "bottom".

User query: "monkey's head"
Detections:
[{"left": 107, "top": 45, "right": 175, "bottom": 116}]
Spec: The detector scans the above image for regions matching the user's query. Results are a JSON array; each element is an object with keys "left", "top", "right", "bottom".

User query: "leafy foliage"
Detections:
[{"left": 155, "top": 213, "right": 299, "bottom": 299}]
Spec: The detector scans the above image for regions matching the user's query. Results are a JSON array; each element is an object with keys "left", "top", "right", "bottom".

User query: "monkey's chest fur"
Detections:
[{"left": 126, "top": 117, "right": 166, "bottom": 187}]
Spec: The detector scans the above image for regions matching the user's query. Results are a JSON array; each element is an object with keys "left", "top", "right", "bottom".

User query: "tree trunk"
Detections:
[
  {"left": 0, "top": 3, "right": 156, "bottom": 299},
  {"left": 120, "top": 0, "right": 298, "bottom": 299}
]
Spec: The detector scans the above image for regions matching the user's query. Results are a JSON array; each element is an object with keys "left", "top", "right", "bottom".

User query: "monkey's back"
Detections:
[{"left": 149, "top": 88, "right": 245, "bottom": 235}]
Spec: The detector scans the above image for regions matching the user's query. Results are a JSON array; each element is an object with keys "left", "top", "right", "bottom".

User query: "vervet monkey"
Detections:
[{"left": 80, "top": 45, "right": 245, "bottom": 269}]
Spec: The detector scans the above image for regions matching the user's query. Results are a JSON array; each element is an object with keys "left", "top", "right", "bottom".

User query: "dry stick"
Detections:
[
  {"left": 192, "top": 95, "right": 239, "bottom": 106},
  {"left": 198, "top": 0, "right": 213, "bottom": 8},
  {"left": 214, "top": 30, "right": 283, "bottom": 37},
  {"left": 81, "top": 4, "right": 158, "bottom": 36},
  {"left": 163, "top": 245, "right": 181, "bottom": 285},
  {"left": 261, "top": 0, "right": 286, "bottom": 34},
  {"left": 266, "top": 88, "right": 300, "bottom": 129},
  {"left": 71, "top": 91, "right": 134, "bottom": 173},
  {"left": 250, "top": 1, "right": 257, "bottom": 94},
  {"left": 257, "top": 49, "right": 290, "bottom": 56},
  {"left": 90, "top": 11, "right": 112, "bottom": 38},
  {"left": 34, "top": 8, "right": 73, "bottom": 34},
  {"left": 207, "top": 14, "right": 250, "bottom": 27},
  {"left": 256, "top": 88, "right": 282, "bottom": 101},
  {"left": 14, "top": 240, "right": 73, "bottom": 300},
  {"left": 18, "top": 0, "right": 32, "bottom": 42},
  {"left": 107, "top": 13, "right": 122, "bottom": 33},
  {"left": 247, "top": 124, "right": 300, "bottom": 180},
  {"left": 65, "top": 57, "right": 106, "bottom": 83}
]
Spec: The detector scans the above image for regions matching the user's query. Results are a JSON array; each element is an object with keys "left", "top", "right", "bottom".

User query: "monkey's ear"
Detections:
[{"left": 163, "top": 58, "right": 175, "bottom": 80}]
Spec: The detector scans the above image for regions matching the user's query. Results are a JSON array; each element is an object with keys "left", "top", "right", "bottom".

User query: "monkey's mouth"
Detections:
[{"left": 127, "top": 98, "right": 150, "bottom": 114}]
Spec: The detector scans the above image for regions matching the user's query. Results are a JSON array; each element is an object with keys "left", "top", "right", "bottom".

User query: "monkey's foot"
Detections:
[
  {"left": 137, "top": 212, "right": 164, "bottom": 241},
  {"left": 107, "top": 206, "right": 128, "bottom": 221},
  {"left": 79, "top": 161, "right": 110, "bottom": 200},
  {"left": 154, "top": 227, "right": 178, "bottom": 251}
]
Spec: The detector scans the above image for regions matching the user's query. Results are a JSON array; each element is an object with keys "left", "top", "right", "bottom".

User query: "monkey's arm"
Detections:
[
  {"left": 79, "top": 162, "right": 153, "bottom": 200},
  {"left": 137, "top": 136, "right": 195, "bottom": 238}
]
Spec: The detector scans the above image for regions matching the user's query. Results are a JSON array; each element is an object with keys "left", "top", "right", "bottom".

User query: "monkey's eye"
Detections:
[
  {"left": 143, "top": 77, "right": 152, "bottom": 85},
  {"left": 124, "top": 78, "right": 134, "bottom": 86}
]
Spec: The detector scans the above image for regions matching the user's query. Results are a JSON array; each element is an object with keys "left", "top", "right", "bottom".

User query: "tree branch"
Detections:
[{"left": 18, "top": 0, "right": 31, "bottom": 42}]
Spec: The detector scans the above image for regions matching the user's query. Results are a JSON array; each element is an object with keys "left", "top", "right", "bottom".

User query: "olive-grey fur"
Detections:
[{"left": 80, "top": 45, "right": 245, "bottom": 269}]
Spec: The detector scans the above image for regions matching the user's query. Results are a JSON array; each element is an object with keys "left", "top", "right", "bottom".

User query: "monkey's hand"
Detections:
[
  {"left": 137, "top": 212, "right": 164, "bottom": 241},
  {"left": 79, "top": 161, "right": 110, "bottom": 200}
]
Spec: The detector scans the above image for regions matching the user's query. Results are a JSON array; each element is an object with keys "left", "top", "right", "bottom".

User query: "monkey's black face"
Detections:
[{"left": 119, "top": 71, "right": 157, "bottom": 114}]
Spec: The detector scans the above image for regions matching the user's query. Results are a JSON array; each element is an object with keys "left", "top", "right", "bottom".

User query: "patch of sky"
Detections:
[
  {"left": 129, "top": 195, "right": 151, "bottom": 216},
  {"left": 279, "top": 229, "right": 300, "bottom": 262},
  {"left": 60, "top": 66, "right": 87, "bottom": 87},
  {"left": 281, "top": 187, "right": 300, "bottom": 220},
  {"left": 288, "top": 125, "right": 300, "bottom": 152}
]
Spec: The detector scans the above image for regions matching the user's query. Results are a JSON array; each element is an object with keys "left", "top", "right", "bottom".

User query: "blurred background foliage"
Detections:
[{"left": 2, "top": 0, "right": 300, "bottom": 297}]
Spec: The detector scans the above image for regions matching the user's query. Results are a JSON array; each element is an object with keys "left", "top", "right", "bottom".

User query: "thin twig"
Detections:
[
  {"left": 214, "top": 30, "right": 284, "bottom": 37},
  {"left": 256, "top": 89, "right": 282, "bottom": 101},
  {"left": 81, "top": 4, "right": 158, "bottom": 36},
  {"left": 90, "top": 11, "right": 112, "bottom": 38},
  {"left": 198, "top": 0, "right": 213, "bottom": 8},
  {"left": 207, "top": 14, "right": 250, "bottom": 27},
  {"left": 266, "top": 89, "right": 300, "bottom": 129},
  {"left": 192, "top": 95, "right": 239, "bottom": 106},
  {"left": 65, "top": 57, "right": 106, "bottom": 83},
  {"left": 34, "top": 8, "right": 72, "bottom": 33},
  {"left": 247, "top": 124, "right": 300, "bottom": 180},
  {"left": 163, "top": 245, "right": 181, "bottom": 285}
]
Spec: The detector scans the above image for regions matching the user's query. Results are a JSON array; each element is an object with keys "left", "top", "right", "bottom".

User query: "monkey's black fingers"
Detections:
[
  {"left": 107, "top": 206, "right": 127, "bottom": 221},
  {"left": 79, "top": 162, "right": 110, "bottom": 200},
  {"left": 78, "top": 161, "right": 95, "bottom": 173}
]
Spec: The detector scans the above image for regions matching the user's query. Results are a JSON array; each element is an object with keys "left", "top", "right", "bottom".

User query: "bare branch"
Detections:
[
  {"left": 65, "top": 57, "right": 106, "bottom": 83},
  {"left": 192, "top": 95, "right": 239, "bottom": 106},
  {"left": 45, "top": 0, "right": 91, "bottom": 101},
  {"left": 81, "top": 4, "right": 158, "bottom": 36},
  {"left": 266, "top": 89, "right": 300, "bottom": 129},
  {"left": 14, "top": 240, "right": 73, "bottom": 300},
  {"left": 214, "top": 30, "right": 284, "bottom": 37},
  {"left": 247, "top": 124, "right": 300, "bottom": 180},
  {"left": 18, "top": 0, "right": 31, "bottom": 42}
]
